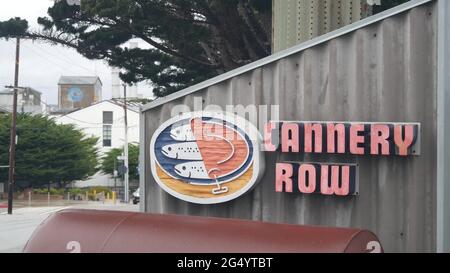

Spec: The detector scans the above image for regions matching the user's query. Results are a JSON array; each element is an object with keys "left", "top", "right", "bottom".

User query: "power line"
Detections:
[
  {"left": 28, "top": 43, "right": 91, "bottom": 73},
  {"left": 23, "top": 43, "right": 96, "bottom": 76},
  {"left": 37, "top": 44, "right": 96, "bottom": 74},
  {"left": 0, "top": 105, "right": 11, "bottom": 112},
  {"left": 58, "top": 114, "right": 125, "bottom": 125},
  {"left": 54, "top": 46, "right": 98, "bottom": 73},
  {"left": 22, "top": 43, "right": 83, "bottom": 75}
]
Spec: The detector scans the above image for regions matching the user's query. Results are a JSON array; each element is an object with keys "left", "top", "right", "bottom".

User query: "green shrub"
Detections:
[
  {"left": 50, "top": 188, "right": 65, "bottom": 195},
  {"left": 32, "top": 188, "right": 48, "bottom": 194},
  {"left": 32, "top": 188, "right": 43, "bottom": 194},
  {"left": 65, "top": 187, "right": 114, "bottom": 200},
  {"left": 31, "top": 186, "right": 115, "bottom": 200},
  {"left": 87, "top": 186, "right": 112, "bottom": 196},
  {"left": 32, "top": 187, "right": 65, "bottom": 195},
  {"left": 68, "top": 188, "right": 85, "bottom": 196}
]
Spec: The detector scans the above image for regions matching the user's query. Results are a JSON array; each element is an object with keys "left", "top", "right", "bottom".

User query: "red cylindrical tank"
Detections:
[{"left": 23, "top": 209, "right": 383, "bottom": 253}]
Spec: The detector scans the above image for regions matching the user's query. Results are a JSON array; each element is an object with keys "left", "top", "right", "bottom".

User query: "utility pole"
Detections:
[
  {"left": 113, "top": 159, "right": 117, "bottom": 194},
  {"left": 122, "top": 84, "right": 129, "bottom": 203},
  {"left": 7, "top": 37, "right": 21, "bottom": 215}
]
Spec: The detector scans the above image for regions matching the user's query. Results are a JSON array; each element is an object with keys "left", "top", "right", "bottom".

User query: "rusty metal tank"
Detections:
[{"left": 23, "top": 209, "right": 383, "bottom": 253}]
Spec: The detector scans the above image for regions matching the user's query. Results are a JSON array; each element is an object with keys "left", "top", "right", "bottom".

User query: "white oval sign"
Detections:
[{"left": 150, "top": 111, "right": 264, "bottom": 204}]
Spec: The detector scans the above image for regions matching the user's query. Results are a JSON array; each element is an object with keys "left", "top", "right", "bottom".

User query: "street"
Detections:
[{"left": 0, "top": 202, "right": 139, "bottom": 253}]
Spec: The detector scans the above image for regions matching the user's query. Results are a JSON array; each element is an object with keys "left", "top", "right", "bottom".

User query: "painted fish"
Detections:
[
  {"left": 158, "top": 117, "right": 251, "bottom": 182},
  {"left": 170, "top": 121, "right": 195, "bottom": 141},
  {"left": 161, "top": 142, "right": 202, "bottom": 160},
  {"left": 174, "top": 161, "right": 209, "bottom": 179}
]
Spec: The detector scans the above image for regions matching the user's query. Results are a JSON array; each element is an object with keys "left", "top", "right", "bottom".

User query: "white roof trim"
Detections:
[
  {"left": 141, "top": 0, "right": 433, "bottom": 112},
  {"left": 58, "top": 100, "right": 139, "bottom": 117}
]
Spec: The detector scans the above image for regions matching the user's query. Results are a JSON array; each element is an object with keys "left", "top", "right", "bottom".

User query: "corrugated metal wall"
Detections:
[
  {"left": 142, "top": 2, "right": 437, "bottom": 252},
  {"left": 272, "top": 0, "right": 373, "bottom": 52}
]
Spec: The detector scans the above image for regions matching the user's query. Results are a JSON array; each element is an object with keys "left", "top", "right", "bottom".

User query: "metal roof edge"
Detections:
[
  {"left": 141, "top": 0, "right": 433, "bottom": 113},
  {"left": 109, "top": 99, "right": 140, "bottom": 113},
  {"left": 58, "top": 76, "right": 102, "bottom": 85}
]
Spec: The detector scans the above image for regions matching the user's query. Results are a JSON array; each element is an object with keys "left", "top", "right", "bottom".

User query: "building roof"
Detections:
[
  {"left": 141, "top": 0, "right": 433, "bottom": 112},
  {"left": 58, "top": 76, "right": 103, "bottom": 86},
  {"left": 58, "top": 100, "right": 140, "bottom": 117},
  {"left": 0, "top": 87, "right": 42, "bottom": 95},
  {"left": 110, "top": 99, "right": 142, "bottom": 113}
]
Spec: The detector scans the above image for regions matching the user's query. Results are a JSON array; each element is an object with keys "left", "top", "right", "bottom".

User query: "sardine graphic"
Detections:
[
  {"left": 161, "top": 142, "right": 202, "bottom": 160},
  {"left": 174, "top": 161, "right": 210, "bottom": 179},
  {"left": 160, "top": 117, "right": 251, "bottom": 186},
  {"left": 170, "top": 122, "right": 195, "bottom": 141}
]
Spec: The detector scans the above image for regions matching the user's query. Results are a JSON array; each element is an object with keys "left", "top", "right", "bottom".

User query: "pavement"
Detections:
[{"left": 0, "top": 201, "right": 139, "bottom": 253}]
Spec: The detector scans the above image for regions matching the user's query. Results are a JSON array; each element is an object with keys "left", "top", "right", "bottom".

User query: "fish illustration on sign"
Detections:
[
  {"left": 169, "top": 121, "right": 196, "bottom": 141},
  {"left": 162, "top": 142, "right": 202, "bottom": 160},
  {"left": 150, "top": 112, "right": 264, "bottom": 204},
  {"left": 174, "top": 161, "right": 209, "bottom": 179}
]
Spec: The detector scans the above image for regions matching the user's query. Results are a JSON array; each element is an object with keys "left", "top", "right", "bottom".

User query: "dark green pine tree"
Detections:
[
  {"left": 0, "top": 0, "right": 272, "bottom": 97},
  {"left": 373, "top": 0, "right": 411, "bottom": 13},
  {"left": 100, "top": 144, "right": 139, "bottom": 181},
  {"left": 0, "top": 114, "right": 99, "bottom": 189},
  {"left": 0, "top": 0, "right": 409, "bottom": 98}
]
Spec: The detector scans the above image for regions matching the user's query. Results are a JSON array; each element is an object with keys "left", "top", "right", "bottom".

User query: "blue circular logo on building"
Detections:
[{"left": 67, "top": 87, "right": 84, "bottom": 102}]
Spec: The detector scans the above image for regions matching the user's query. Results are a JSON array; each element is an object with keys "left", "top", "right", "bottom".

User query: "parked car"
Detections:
[{"left": 132, "top": 188, "right": 140, "bottom": 204}]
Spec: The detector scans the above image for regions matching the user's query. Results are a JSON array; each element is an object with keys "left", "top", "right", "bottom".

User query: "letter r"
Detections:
[{"left": 276, "top": 163, "right": 293, "bottom": 192}]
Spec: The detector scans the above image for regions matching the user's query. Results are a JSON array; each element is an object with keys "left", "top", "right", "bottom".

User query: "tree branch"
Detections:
[{"left": 109, "top": 16, "right": 220, "bottom": 68}]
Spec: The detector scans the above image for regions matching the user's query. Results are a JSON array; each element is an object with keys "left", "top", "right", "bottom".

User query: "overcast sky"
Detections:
[{"left": 0, "top": 0, "right": 154, "bottom": 105}]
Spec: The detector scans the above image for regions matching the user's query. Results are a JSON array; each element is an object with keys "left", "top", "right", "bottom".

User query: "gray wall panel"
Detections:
[{"left": 142, "top": 2, "right": 437, "bottom": 252}]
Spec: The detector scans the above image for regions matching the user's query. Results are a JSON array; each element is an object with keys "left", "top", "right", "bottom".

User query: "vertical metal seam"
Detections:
[
  {"left": 297, "top": 0, "right": 301, "bottom": 41},
  {"left": 350, "top": 0, "right": 354, "bottom": 23},
  {"left": 310, "top": 0, "right": 315, "bottom": 38},
  {"left": 437, "top": 0, "right": 450, "bottom": 253},
  {"left": 323, "top": 0, "right": 330, "bottom": 33},
  {"left": 287, "top": 0, "right": 291, "bottom": 47},
  {"left": 337, "top": 0, "right": 342, "bottom": 27}
]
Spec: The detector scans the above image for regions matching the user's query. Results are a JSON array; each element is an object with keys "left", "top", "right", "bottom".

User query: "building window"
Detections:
[
  {"left": 103, "top": 111, "right": 113, "bottom": 124},
  {"left": 103, "top": 125, "right": 112, "bottom": 147}
]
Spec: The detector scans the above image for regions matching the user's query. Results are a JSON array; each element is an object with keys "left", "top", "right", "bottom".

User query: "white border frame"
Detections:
[{"left": 149, "top": 111, "right": 265, "bottom": 204}]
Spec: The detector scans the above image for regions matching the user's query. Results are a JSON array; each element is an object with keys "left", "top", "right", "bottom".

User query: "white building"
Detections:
[
  {"left": 54, "top": 100, "right": 140, "bottom": 188},
  {"left": 111, "top": 68, "right": 142, "bottom": 99},
  {"left": 0, "top": 87, "right": 48, "bottom": 114}
]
